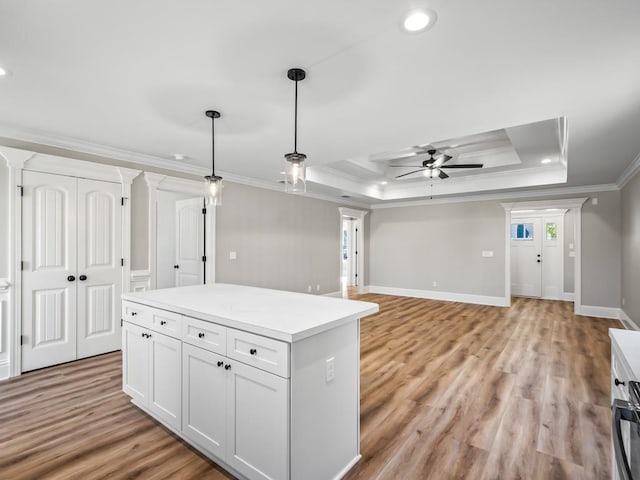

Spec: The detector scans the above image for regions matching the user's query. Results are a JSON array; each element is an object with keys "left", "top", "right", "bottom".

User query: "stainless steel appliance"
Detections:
[{"left": 613, "top": 380, "right": 640, "bottom": 480}]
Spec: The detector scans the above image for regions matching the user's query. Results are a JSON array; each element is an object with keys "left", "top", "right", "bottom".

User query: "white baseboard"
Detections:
[
  {"left": 562, "top": 292, "right": 575, "bottom": 301},
  {"left": 367, "top": 285, "right": 509, "bottom": 307},
  {"left": 575, "top": 305, "right": 621, "bottom": 320},
  {"left": 0, "top": 361, "right": 9, "bottom": 381},
  {"left": 620, "top": 309, "right": 640, "bottom": 330},
  {"left": 324, "top": 291, "right": 343, "bottom": 298}
]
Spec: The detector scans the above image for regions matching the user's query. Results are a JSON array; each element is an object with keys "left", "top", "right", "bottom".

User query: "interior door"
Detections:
[
  {"left": 21, "top": 171, "right": 78, "bottom": 372},
  {"left": 175, "top": 198, "right": 204, "bottom": 286},
  {"left": 511, "top": 217, "right": 542, "bottom": 297},
  {"left": 76, "top": 178, "right": 123, "bottom": 358}
]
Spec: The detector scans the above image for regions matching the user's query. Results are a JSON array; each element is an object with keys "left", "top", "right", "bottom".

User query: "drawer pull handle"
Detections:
[
  {"left": 131, "top": 312, "right": 137, "bottom": 316},
  {"left": 160, "top": 320, "right": 167, "bottom": 326},
  {"left": 224, "top": 364, "right": 231, "bottom": 370},
  {"left": 217, "top": 361, "right": 224, "bottom": 367},
  {"left": 141, "top": 332, "right": 145, "bottom": 338},
  {"left": 250, "top": 348, "right": 257, "bottom": 355},
  {"left": 142, "top": 333, "right": 152, "bottom": 339},
  {"left": 198, "top": 332, "right": 205, "bottom": 339},
  {"left": 615, "top": 378, "right": 626, "bottom": 387}
]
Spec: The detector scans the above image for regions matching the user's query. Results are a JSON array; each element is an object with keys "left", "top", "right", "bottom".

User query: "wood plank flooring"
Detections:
[{"left": 0, "top": 295, "right": 621, "bottom": 479}]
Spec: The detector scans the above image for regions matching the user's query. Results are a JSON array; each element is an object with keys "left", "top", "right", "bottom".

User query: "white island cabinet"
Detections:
[{"left": 121, "top": 284, "right": 379, "bottom": 480}]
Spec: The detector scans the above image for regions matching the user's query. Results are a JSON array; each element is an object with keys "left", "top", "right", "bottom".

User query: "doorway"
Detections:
[
  {"left": 510, "top": 211, "right": 565, "bottom": 299},
  {"left": 341, "top": 217, "right": 358, "bottom": 289}
]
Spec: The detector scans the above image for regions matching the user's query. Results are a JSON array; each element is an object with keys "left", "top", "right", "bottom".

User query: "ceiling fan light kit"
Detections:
[
  {"left": 284, "top": 67, "right": 307, "bottom": 194},
  {"left": 204, "top": 110, "right": 223, "bottom": 206},
  {"left": 391, "top": 148, "right": 483, "bottom": 181}
]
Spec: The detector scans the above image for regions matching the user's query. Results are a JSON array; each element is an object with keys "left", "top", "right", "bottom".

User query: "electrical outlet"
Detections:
[
  {"left": 325, "top": 357, "right": 335, "bottom": 383},
  {"left": 229, "top": 251, "right": 237, "bottom": 260},
  {"left": 482, "top": 250, "right": 494, "bottom": 257},
  {"left": 308, "top": 285, "right": 312, "bottom": 293},
  {"left": 592, "top": 197, "right": 598, "bottom": 205},
  {"left": 622, "top": 297, "right": 626, "bottom": 306},
  {"left": 316, "top": 284, "right": 320, "bottom": 291},
  {"left": 432, "top": 281, "right": 437, "bottom": 287}
]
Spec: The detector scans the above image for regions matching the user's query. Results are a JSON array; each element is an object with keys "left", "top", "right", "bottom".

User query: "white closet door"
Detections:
[
  {"left": 22, "top": 171, "right": 78, "bottom": 372},
  {"left": 77, "top": 178, "right": 123, "bottom": 358},
  {"left": 175, "top": 198, "right": 204, "bottom": 286}
]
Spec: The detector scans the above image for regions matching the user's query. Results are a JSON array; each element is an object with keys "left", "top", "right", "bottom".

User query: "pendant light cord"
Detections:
[
  {"left": 211, "top": 116, "right": 215, "bottom": 176},
  {"left": 293, "top": 78, "right": 298, "bottom": 154}
]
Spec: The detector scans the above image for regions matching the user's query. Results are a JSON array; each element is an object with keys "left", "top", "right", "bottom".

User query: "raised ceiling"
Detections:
[{"left": 0, "top": 1, "right": 639, "bottom": 206}]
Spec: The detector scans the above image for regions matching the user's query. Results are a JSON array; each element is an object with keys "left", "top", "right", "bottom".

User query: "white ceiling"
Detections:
[{"left": 1, "top": 1, "right": 639, "bottom": 206}]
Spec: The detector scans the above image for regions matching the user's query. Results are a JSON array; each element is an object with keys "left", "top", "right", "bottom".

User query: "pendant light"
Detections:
[
  {"left": 204, "top": 110, "right": 223, "bottom": 206},
  {"left": 284, "top": 68, "right": 307, "bottom": 193}
]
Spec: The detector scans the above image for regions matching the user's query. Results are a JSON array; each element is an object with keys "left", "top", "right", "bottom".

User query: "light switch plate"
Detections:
[
  {"left": 229, "top": 251, "right": 237, "bottom": 260},
  {"left": 482, "top": 250, "right": 494, "bottom": 257}
]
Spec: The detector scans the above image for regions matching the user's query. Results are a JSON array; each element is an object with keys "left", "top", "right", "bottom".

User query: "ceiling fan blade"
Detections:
[
  {"left": 395, "top": 168, "right": 425, "bottom": 178},
  {"left": 438, "top": 170, "right": 449, "bottom": 179},
  {"left": 389, "top": 165, "right": 426, "bottom": 168},
  {"left": 440, "top": 163, "right": 484, "bottom": 169},
  {"left": 438, "top": 154, "right": 453, "bottom": 165}
]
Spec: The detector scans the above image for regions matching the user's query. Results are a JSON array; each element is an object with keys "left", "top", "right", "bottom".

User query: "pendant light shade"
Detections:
[
  {"left": 204, "top": 110, "right": 223, "bottom": 206},
  {"left": 284, "top": 68, "right": 307, "bottom": 194}
]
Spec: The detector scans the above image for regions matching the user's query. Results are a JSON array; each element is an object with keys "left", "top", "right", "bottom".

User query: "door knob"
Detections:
[
  {"left": 79, "top": 275, "right": 87, "bottom": 281},
  {"left": 224, "top": 364, "right": 231, "bottom": 370},
  {"left": 67, "top": 275, "right": 76, "bottom": 282},
  {"left": 198, "top": 332, "right": 205, "bottom": 339},
  {"left": 537, "top": 254, "right": 541, "bottom": 257},
  {"left": 174, "top": 265, "right": 179, "bottom": 269},
  {"left": 250, "top": 348, "right": 257, "bottom": 355},
  {"left": 537, "top": 259, "right": 541, "bottom": 263},
  {"left": 217, "top": 361, "right": 224, "bottom": 367}
]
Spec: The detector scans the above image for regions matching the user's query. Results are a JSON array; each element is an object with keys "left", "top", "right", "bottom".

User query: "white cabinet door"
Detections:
[
  {"left": 175, "top": 198, "right": 204, "bottom": 287},
  {"left": 227, "top": 360, "right": 289, "bottom": 480},
  {"left": 122, "top": 322, "right": 149, "bottom": 405},
  {"left": 182, "top": 343, "right": 227, "bottom": 458},
  {"left": 148, "top": 330, "right": 182, "bottom": 431},
  {"left": 77, "top": 178, "right": 123, "bottom": 358},
  {"left": 21, "top": 171, "right": 78, "bottom": 372}
]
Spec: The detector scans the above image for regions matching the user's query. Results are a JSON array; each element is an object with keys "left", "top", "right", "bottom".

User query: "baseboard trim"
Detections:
[
  {"left": 367, "top": 285, "right": 509, "bottom": 307},
  {"left": 0, "top": 361, "right": 9, "bottom": 381},
  {"left": 562, "top": 292, "right": 575, "bottom": 302},
  {"left": 324, "top": 291, "right": 343, "bottom": 298},
  {"left": 620, "top": 309, "right": 640, "bottom": 331},
  {"left": 575, "top": 305, "right": 621, "bottom": 320}
]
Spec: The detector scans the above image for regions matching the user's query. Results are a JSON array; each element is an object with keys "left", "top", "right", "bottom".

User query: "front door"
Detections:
[{"left": 511, "top": 217, "right": 542, "bottom": 297}]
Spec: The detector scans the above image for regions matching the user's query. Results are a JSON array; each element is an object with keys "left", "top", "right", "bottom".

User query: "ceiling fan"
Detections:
[{"left": 390, "top": 149, "right": 483, "bottom": 179}]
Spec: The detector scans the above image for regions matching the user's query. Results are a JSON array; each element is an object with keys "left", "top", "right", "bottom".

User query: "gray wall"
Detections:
[
  {"left": 131, "top": 175, "right": 149, "bottom": 271},
  {"left": 215, "top": 182, "right": 344, "bottom": 295},
  {"left": 369, "top": 201, "right": 506, "bottom": 297},
  {"left": 580, "top": 190, "right": 621, "bottom": 308},
  {"left": 369, "top": 190, "right": 621, "bottom": 308},
  {"left": 0, "top": 160, "right": 8, "bottom": 278},
  {"left": 622, "top": 172, "right": 640, "bottom": 324}
]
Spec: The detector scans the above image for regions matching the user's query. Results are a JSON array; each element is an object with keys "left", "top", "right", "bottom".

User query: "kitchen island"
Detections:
[{"left": 121, "top": 284, "right": 379, "bottom": 480}]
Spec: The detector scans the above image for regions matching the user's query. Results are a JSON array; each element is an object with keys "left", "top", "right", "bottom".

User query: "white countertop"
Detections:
[
  {"left": 122, "top": 283, "right": 379, "bottom": 342},
  {"left": 610, "top": 328, "right": 640, "bottom": 380}
]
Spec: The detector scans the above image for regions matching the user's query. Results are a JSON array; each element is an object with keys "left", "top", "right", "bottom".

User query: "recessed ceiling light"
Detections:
[
  {"left": 402, "top": 9, "right": 437, "bottom": 33},
  {"left": 380, "top": 181, "right": 388, "bottom": 185},
  {"left": 173, "top": 153, "right": 187, "bottom": 161},
  {"left": 0, "top": 67, "right": 7, "bottom": 76},
  {"left": 541, "top": 158, "right": 552, "bottom": 164}
]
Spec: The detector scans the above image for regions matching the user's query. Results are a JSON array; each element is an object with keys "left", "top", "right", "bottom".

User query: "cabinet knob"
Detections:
[
  {"left": 217, "top": 361, "right": 224, "bottom": 367},
  {"left": 131, "top": 312, "right": 137, "bottom": 316},
  {"left": 198, "top": 332, "right": 205, "bottom": 339},
  {"left": 160, "top": 320, "right": 167, "bottom": 326},
  {"left": 79, "top": 275, "right": 87, "bottom": 281},
  {"left": 615, "top": 378, "right": 626, "bottom": 387},
  {"left": 537, "top": 259, "right": 541, "bottom": 263},
  {"left": 224, "top": 364, "right": 231, "bottom": 370},
  {"left": 141, "top": 332, "right": 145, "bottom": 338},
  {"left": 174, "top": 265, "right": 180, "bottom": 269},
  {"left": 67, "top": 275, "right": 76, "bottom": 282},
  {"left": 250, "top": 348, "right": 257, "bottom": 355}
]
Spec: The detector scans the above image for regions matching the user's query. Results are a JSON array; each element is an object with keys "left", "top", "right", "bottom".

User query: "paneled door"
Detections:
[
  {"left": 175, "top": 198, "right": 204, "bottom": 286},
  {"left": 76, "top": 178, "right": 122, "bottom": 358},
  {"left": 21, "top": 171, "right": 78, "bottom": 371},
  {"left": 511, "top": 217, "right": 542, "bottom": 297},
  {"left": 22, "top": 171, "right": 122, "bottom": 371}
]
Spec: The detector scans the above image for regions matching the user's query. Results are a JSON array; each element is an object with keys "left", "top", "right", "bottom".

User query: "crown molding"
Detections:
[
  {"left": 0, "top": 122, "right": 209, "bottom": 176},
  {"left": 369, "top": 183, "right": 618, "bottom": 209},
  {"left": 616, "top": 150, "right": 640, "bottom": 189}
]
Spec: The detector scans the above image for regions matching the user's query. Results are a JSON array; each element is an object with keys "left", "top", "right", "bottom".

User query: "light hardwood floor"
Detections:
[{"left": 0, "top": 295, "right": 620, "bottom": 479}]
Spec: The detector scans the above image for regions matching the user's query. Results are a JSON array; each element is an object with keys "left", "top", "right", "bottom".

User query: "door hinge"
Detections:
[
  {"left": 121, "top": 258, "right": 124, "bottom": 267},
  {"left": 121, "top": 197, "right": 125, "bottom": 206},
  {"left": 20, "top": 260, "right": 24, "bottom": 271},
  {"left": 202, "top": 255, "right": 207, "bottom": 262},
  {"left": 121, "top": 318, "right": 123, "bottom": 327},
  {"left": 20, "top": 335, "right": 26, "bottom": 345},
  {"left": 18, "top": 185, "right": 23, "bottom": 196},
  {"left": 202, "top": 208, "right": 207, "bottom": 214}
]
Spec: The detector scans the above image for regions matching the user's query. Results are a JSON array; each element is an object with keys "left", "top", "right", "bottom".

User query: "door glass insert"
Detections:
[
  {"left": 545, "top": 222, "right": 557, "bottom": 240},
  {"left": 511, "top": 223, "right": 534, "bottom": 240}
]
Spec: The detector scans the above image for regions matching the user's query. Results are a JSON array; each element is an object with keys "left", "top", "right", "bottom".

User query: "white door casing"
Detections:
[
  {"left": 21, "top": 171, "right": 78, "bottom": 371},
  {"left": 175, "top": 198, "right": 204, "bottom": 287},
  {"left": 77, "top": 178, "right": 123, "bottom": 358}
]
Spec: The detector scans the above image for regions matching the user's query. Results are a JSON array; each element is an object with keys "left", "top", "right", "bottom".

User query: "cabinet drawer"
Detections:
[
  {"left": 123, "top": 301, "right": 152, "bottom": 329},
  {"left": 149, "top": 309, "right": 181, "bottom": 339},
  {"left": 227, "top": 329, "right": 290, "bottom": 378},
  {"left": 182, "top": 316, "right": 227, "bottom": 355}
]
